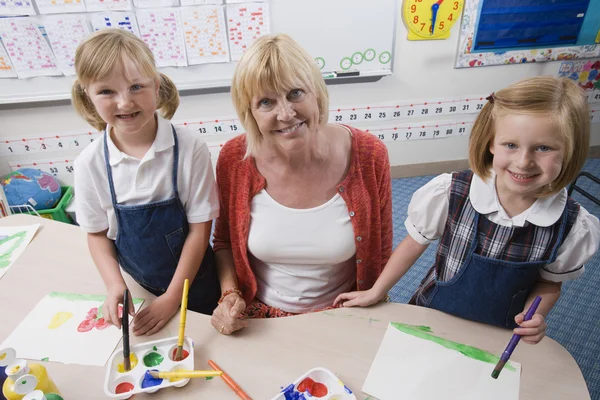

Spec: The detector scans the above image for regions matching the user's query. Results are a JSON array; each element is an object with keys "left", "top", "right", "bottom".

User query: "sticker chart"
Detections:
[
  {"left": 0, "top": 292, "right": 144, "bottom": 366},
  {"left": 0, "top": 224, "right": 39, "bottom": 279},
  {"left": 0, "top": 18, "right": 60, "bottom": 78},
  {"left": 90, "top": 12, "right": 140, "bottom": 36},
  {"left": 133, "top": 0, "right": 178, "bottom": 8},
  {"left": 0, "top": 40, "right": 16, "bottom": 78},
  {"left": 226, "top": 2, "right": 269, "bottom": 61},
  {"left": 35, "top": 0, "right": 86, "bottom": 15},
  {"left": 42, "top": 15, "right": 91, "bottom": 75},
  {"left": 181, "top": 5, "right": 229, "bottom": 65},
  {"left": 136, "top": 8, "right": 187, "bottom": 67},
  {"left": 363, "top": 323, "right": 521, "bottom": 400},
  {"left": 0, "top": 0, "right": 35, "bottom": 15},
  {"left": 180, "top": 0, "right": 221, "bottom": 6},
  {"left": 84, "top": 0, "right": 132, "bottom": 12},
  {"left": 557, "top": 58, "right": 600, "bottom": 103}
]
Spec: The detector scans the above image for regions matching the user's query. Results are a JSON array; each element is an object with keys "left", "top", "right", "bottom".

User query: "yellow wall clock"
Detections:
[{"left": 402, "top": 0, "right": 465, "bottom": 41}]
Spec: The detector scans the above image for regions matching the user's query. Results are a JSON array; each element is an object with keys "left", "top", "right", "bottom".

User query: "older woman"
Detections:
[{"left": 211, "top": 34, "right": 392, "bottom": 334}]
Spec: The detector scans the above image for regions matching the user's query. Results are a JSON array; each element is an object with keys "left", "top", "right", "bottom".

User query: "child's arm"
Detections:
[
  {"left": 87, "top": 231, "right": 135, "bottom": 328},
  {"left": 132, "top": 221, "right": 211, "bottom": 336},
  {"left": 334, "top": 235, "right": 429, "bottom": 307},
  {"left": 513, "top": 279, "right": 561, "bottom": 345},
  {"left": 210, "top": 249, "right": 248, "bottom": 335}
]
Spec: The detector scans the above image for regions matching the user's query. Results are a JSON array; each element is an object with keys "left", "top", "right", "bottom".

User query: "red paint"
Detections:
[
  {"left": 77, "top": 318, "right": 95, "bottom": 333},
  {"left": 297, "top": 378, "right": 328, "bottom": 397},
  {"left": 171, "top": 348, "right": 189, "bottom": 361},
  {"left": 115, "top": 382, "right": 134, "bottom": 394},
  {"left": 95, "top": 318, "right": 110, "bottom": 330}
]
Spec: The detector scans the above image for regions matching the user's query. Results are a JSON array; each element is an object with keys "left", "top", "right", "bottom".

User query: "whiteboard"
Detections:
[{"left": 0, "top": 0, "right": 397, "bottom": 104}]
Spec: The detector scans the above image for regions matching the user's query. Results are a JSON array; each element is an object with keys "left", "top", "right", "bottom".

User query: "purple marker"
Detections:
[{"left": 491, "top": 296, "right": 542, "bottom": 379}]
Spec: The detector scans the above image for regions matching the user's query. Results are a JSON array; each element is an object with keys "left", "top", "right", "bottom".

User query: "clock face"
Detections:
[
  {"left": 379, "top": 51, "right": 391, "bottom": 64},
  {"left": 340, "top": 57, "right": 353, "bottom": 70},
  {"left": 315, "top": 57, "right": 325, "bottom": 69},
  {"left": 364, "top": 49, "right": 376, "bottom": 61},
  {"left": 352, "top": 52, "right": 364, "bottom": 65},
  {"left": 404, "top": 0, "right": 464, "bottom": 39}
]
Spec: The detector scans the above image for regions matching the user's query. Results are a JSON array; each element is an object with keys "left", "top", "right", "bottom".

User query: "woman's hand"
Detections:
[
  {"left": 333, "top": 288, "right": 384, "bottom": 308},
  {"left": 133, "top": 292, "right": 180, "bottom": 336},
  {"left": 513, "top": 312, "right": 547, "bottom": 344},
  {"left": 102, "top": 283, "right": 135, "bottom": 329},
  {"left": 211, "top": 292, "right": 248, "bottom": 335}
]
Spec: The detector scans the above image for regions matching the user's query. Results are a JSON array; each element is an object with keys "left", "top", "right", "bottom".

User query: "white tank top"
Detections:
[{"left": 247, "top": 189, "right": 357, "bottom": 313}]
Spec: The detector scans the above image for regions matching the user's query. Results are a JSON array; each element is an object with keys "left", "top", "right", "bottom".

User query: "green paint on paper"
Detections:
[
  {"left": 143, "top": 352, "right": 164, "bottom": 367},
  {"left": 49, "top": 292, "right": 144, "bottom": 304},
  {"left": 391, "top": 322, "right": 517, "bottom": 372},
  {"left": 205, "top": 377, "right": 214, "bottom": 380},
  {"left": 0, "top": 231, "right": 27, "bottom": 268},
  {"left": 41, "top": 357, "right": 49, "bottom": 361},
  {"left": 323, "top": 311, "right": 381, "bottom": 322}
]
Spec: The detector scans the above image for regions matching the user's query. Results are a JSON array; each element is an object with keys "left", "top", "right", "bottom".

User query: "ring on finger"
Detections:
[{"left": 219, "top": 325, "right": 225, "bottom": 333}]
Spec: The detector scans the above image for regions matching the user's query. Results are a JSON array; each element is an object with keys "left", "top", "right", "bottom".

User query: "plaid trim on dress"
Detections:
[{"left": 411, "top": 170, "right": 579, "bottom": 305}]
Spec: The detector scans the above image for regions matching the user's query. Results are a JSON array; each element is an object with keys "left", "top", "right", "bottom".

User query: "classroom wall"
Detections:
[{"left": 0, "top": 9, "right": 599, "bottom": 182}]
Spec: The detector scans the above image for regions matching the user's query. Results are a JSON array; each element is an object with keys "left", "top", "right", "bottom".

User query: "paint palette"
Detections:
[
  {"left": 103, "top": 335, "right": 194, "bottom": 399},
  {"left": 271, "top": 367, "right": 357, "bottom": 400}
]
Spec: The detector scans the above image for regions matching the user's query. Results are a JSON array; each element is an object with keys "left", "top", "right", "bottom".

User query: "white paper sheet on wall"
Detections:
[
  {"left": 225, "top": 0, "right": 262, "bottom": 3},
  {"left": 180, "top": 0, "right": 220, "bottom": 5},
  {"left": 0, "top": 18, "right": 61, "bottom": 78},
  {"left": 0, "top": 0, "right": 36, "bottom": 15},
  {"left": 84, "top": 0, "right": 132, "bottom": 12},
  {"left": 181, "top": 5, "right": 229, "bottom": 65},
  {"left": 0, "top": 40, "right": 17, "bottom": 78},
  {"left": 136, "top": 7, "right": 187, "bottom": 67},
  {"left": 34, "top": 0, "right": 86, "bottom": 14},
  {"left": 363, "top": 323, "right": 521, "bottom": 400},
  {"left": 225, "top": 2, "right": 269, "bottom": 61},
  {"left": 43, "top": 15, "right": 91, "bottom": 75},
  {"left": 90, "top": 12, "right": 140, "bottom": 36},
  {"left": 133, "top": 0, "right": 178, "bottom": 8}
]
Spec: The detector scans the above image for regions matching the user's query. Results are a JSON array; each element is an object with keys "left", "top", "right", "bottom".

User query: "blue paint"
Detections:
[
  {"left": 141, "top": 370, "right": 163, "bottom": 389},
  {"left": 344, "top": 384, "right": 353, "bottom": 394},
  {"left": 280, "top": 383, "right": 307, "bottom": 400}
]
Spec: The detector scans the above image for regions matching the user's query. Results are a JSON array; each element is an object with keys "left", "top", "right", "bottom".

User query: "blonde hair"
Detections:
[
  {"left": 231, "top": 34, "right": 329, "bottom": 158},
  {"left": 71, "top": 29, "right": 179, "bottom": 131},
  {"left": 469, "top": 76, "right": 590, "bottom": 197}
]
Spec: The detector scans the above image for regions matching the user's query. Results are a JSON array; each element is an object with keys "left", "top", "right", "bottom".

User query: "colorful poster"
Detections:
[
  {"left": 0, "top": 0, "right": 36, "bottom": 15},
  {"left": 136, "top": 7, "right": 187, "bottom": 67},
  {"left": 0, "top": 292, "right": 144, "bottom": 366},
  {"left": 557, "top": 58, "right": 600, "bottom": 103},
  {"left": 34, "top": 0, "right": 86, "bottom": 14},
  {"left": 0, "top": 224, "right": 38, "bottom": 279},
  {"left": 363, "top": 323, "right": 521, "bottom": 400},
  {"left": 0, "top": 39, "right": 17, "bottom": 78},
  {"left": 43, "top": 15, "right": 91, "bottom": 75},
  {"left": 90, "top": 12, "right": 140, "bottom": 36},
  {"left": 226, "top": 2, "right": 269, "bottom": 61},
  {"left": 181, "top": 5, "right": 229, "bottom": 64}
]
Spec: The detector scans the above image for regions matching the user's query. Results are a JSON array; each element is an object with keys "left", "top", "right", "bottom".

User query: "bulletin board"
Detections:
[
  {"left": 0, "top": 0, "right": 397, "bottom": 104},
  {"left": 455, "top": 0, "right": 600, "bottom": 68}
]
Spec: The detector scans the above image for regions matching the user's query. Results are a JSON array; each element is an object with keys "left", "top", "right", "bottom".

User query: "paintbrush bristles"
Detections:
[
  {"left": 149, "top": 370, "right": 160, "bottom": 378},
  {"left": 491, "top": 359, "right": 506, "bottom": 379},
  {"left": 123, "top": 357, "right": 131, "bottom": 372},
  {"left": 175, "top": 347, "right": 183, "bottom": 361}
]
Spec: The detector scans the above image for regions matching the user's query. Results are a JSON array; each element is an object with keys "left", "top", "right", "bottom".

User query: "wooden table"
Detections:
[{"left": 0, "top": 215, "right": 590, "bottom": 399}]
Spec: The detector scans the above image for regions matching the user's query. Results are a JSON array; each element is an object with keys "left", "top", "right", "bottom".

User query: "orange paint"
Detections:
[
  {"left": 298, "top": 377, "right": 328, "bottom": 397},
  {"left": 115, "top": 382, "right": 134, "bottom": 394}
]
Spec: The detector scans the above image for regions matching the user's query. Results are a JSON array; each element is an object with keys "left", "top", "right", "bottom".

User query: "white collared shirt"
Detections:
[
  {"left": 405, "top": 171, "right": 600, "bottom": 282},
  {"left": 74, "top": 114, "right": 219, "bottom": 240}
]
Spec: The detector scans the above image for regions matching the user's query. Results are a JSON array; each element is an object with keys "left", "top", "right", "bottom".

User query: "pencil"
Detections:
[
  {"left": 492, "top": 296, "right": 542, "bottom": 379},
  {"left": 175, "top": 279, "right": 190, "bottom": 361},
  {"left": 122, "top": 289, "right": 131, "bottom": 372},
  {"left": 149, "top": 370, "right": 223, "bottom": 379},
  {"left": 208, "top": 360, "right": 252, "bottom": 400}
]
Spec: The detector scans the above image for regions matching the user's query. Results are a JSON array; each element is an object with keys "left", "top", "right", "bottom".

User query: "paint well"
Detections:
[
  {"left": 170, "top": 348, "right": 189, "bottom": 361},
  {"left": 390, "top": 322, "right": 516, "bottom": 372},
  {"left": 143, "top": 352, "right": 164, "bottom": 367},
  {"left": 116, "top": 353, "right": 138, "bottom": 373},
  {"left": 298, "top": 377, "right": 328, "bottom": 397},
  {"left": 141, "top": 370, "right": 163, "bottom": 388},
  {"left": 115, "top": 382, "right": 134, "bottom": 394}
]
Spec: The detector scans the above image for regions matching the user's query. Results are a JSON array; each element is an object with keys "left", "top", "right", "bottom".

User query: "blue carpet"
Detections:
[{"left": 387, "top": 158, "right": 600, "bottom": 400}]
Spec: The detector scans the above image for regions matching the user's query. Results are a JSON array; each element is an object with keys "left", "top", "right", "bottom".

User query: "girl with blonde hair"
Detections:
[
  {"left": 73, "top": 29, "right": 220, "bottom": 336},
  {"left": 335, "top": 76, "right": 600, "bottom": 344}
]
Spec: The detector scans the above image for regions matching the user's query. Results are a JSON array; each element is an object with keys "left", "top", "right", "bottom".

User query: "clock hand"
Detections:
[{"left": 431, "top": 0, "right": 444, "bottom": 35}]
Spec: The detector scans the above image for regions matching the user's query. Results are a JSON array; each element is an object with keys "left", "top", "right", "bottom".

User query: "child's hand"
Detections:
[
  {"left": 133, "top": 292, "right": 179, "bottom": 336},
  {"left": 333, "top": 288, "right": 383, "bottom": 308},
  {"left": 513, "top": 312, "right": 547, "bottom": 344},
  {"left": 102, "top": 284, "right": 135, "bottom": 329},
  {"left": 211, "top": 292, "right": 248, "bottom": 335}
]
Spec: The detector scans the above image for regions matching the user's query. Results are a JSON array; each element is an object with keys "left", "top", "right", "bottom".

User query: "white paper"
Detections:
[
  {"left": 0, "top": 224, "right": 38, "bottom": 279},
  {"left": 0, "top": 0, "right": 36, "bottom": 15},
  {"left": 180, "top": 0, "right": 220, "bottom": 5},
  {"left": 0, "top": 292, "right": 144, "bottom": 366},
  {"left": 181, "top": 5, "right": 229, "bottom": 65},
  {"left": 225, "top": 0, "right": 262, "bottom": 3},
  {"left": 0, "top": 18, "right": 61, "bottom": 78},
  {"left": 0, "top": 40, "right": 17, "bottom": 78},
  {"left": 90, "top": 12, "right": 140, "bottom": 36},
  {"left": 34, "top": 0, "right": 86, "bottom": 14},
  {"left": 84, "top": 0, "right": 131, "bottom": 12},
  {"left": 363, "top": 323, "right": 521, "bottom": 400},
  {"left": 133, "top": 0, "right": 178, "bottom": 8},
  {"left": 43, "top": 15, "right": 91, "bottom": 75},
  {"left": 225, "top": 2, "right": 269, "bottom": 61},
  {"left": 136, "top": 8, "right": 187, "bottom": 67}
]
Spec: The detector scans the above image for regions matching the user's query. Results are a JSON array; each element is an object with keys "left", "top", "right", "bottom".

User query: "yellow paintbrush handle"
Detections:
[
  {"left": 159, "top": 370, "right": 223, "bottom": 379},
  {"left": 177, "top": 279, "right": 190, "bottom": 348}
]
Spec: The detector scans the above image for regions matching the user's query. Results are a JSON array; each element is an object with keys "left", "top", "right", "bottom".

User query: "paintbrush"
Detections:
[
  {"left": 122, "top": 289, "right": 131, "bottom": 372},
  {"left": 175, "top": 279, "right": 190, "bottom": 361},
  {"left": 149, "top": 370, "right": 223, "bottom": 379}
]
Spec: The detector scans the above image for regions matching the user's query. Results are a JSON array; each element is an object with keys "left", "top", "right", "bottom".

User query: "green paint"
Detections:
[
  {"left": 49, "top": 292, "right": 143, "bottom": 304},
  {"left": 391, "top": 322, "right": 517, "bottom": 372},
  {"left": 0, "top": 231, "right": 27, "bottom": 268},
  {"left": 143, "top": 352, "right": 164, "bottom": 367},
  {"left": 323, "top": 311, "right": 381, "bottom": 322},
  {"left": 153, "top": 346, "right": 157, "bottom": 351},
  {"left": 205, "top": 377, "right": 214, "bottom": 381},
  {"left": 46, "top": 394, "right": 64, "bottom": 400},
  {"left": 41, "top": 357, "right": 49, "bottom": 361}
]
